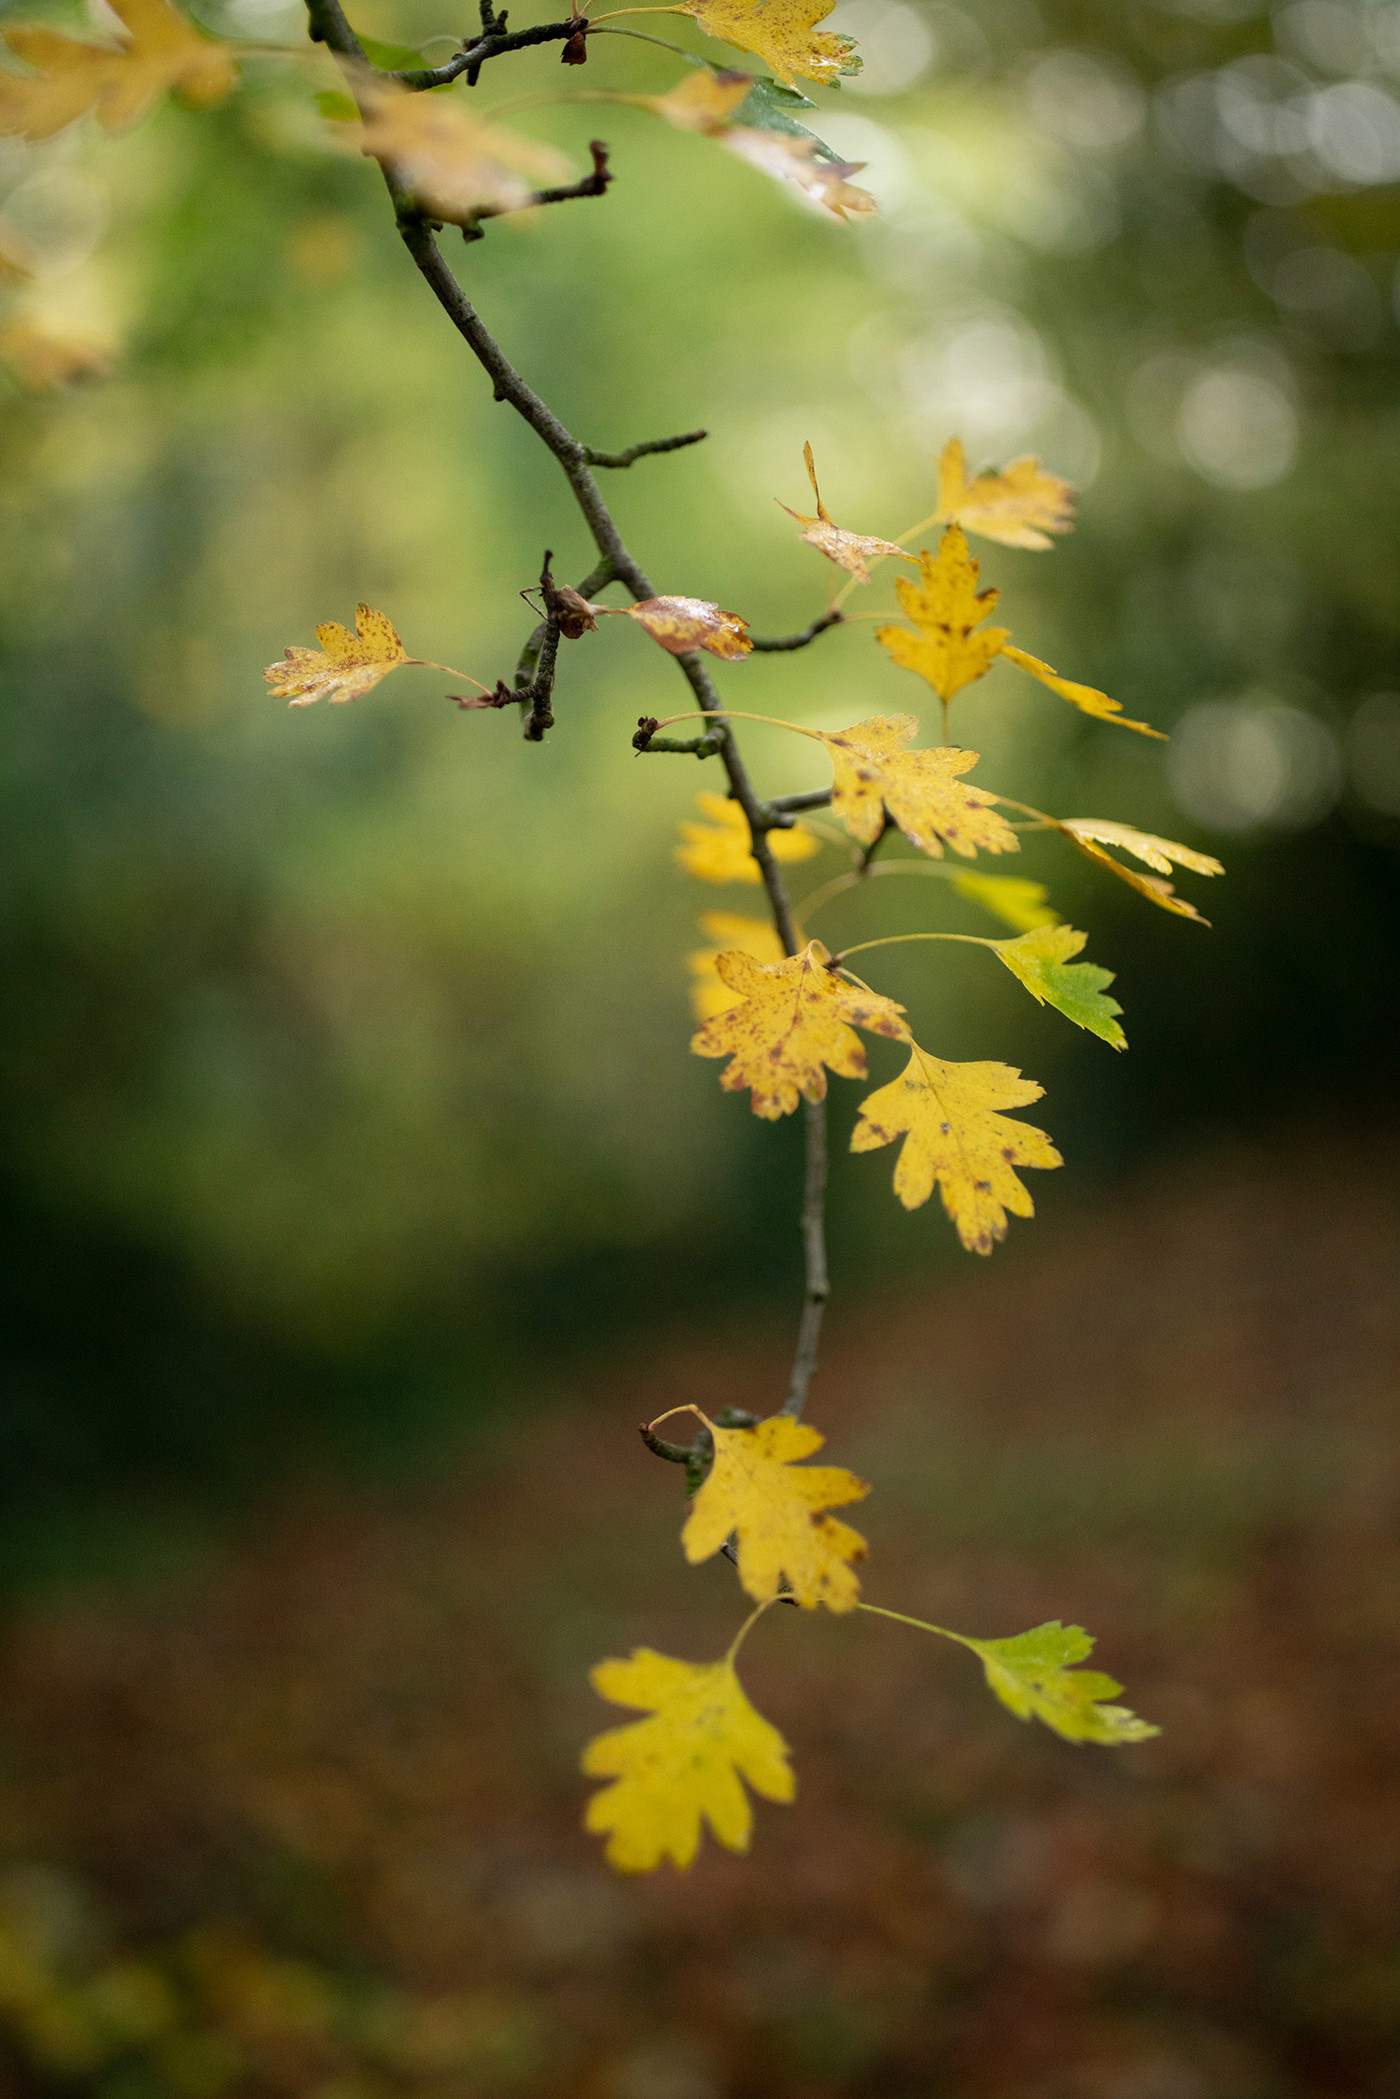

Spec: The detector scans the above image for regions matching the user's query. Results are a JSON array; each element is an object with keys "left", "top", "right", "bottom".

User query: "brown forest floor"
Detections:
[{"left": 0, "top": 1130, "right": 1396, "bottom": 2099}]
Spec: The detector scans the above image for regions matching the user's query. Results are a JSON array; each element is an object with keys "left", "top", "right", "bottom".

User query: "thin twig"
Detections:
[
  {"left": 462, "top": 140, "right": 614, "bottom": 240},
  {"left": 584, "top": 428, "right": 708, "bottom": 468},
  {"left": 749, "top": 609, "right": 844, "bottom": 653},
  {"left": 782, "top": 1095, "right": 829, "bottom": 1417}
]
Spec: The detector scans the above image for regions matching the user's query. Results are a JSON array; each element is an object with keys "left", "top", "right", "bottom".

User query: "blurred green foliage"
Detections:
[{"left": 0, "top": 0, "right": 1398, "bottom": 1512}]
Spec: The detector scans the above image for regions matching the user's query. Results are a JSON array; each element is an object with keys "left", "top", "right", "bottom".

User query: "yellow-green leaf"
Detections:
[
  {"left": 583, "top": 1647, "right": 794, "bottom": 1872},
  {"left": 675, "top": 792, "right": 819, "bottom": 885},
  {"left": 993, "top": 923, "right": 1125, "bottom": 1049},
  {"left": 682, "top": 1414, "right": 869, "bottom": 1611},
  {"left": 692, "top": 939, "right": 906, "bottom": 1119},
  {"left": 953, "top": 872, "right": 1058, "bottom": 932},
  {"left": 850, "top": 1040, "right": 1060, "bottom": 1253},
  {"left": 961, "top": 1621, "right": 1160, "bottom": 1745}
]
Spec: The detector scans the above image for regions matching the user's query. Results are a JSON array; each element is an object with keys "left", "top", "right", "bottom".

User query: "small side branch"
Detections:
[
  {"left": 514, "top": 550, "right": 563, "bottom": 740},
  {"left": 584, "top": 429, "right": 709, "bottom": 470},
  {"left": 464, "top": 142, "right": 613, "bottom": 241},
  {"left": 749, "top": 610, "right": 844, "bottom": 654},
  {"left": 768, "top": 788, "right": 833, "bottom": 815},
  {"left": 633, "top": 716, "right": 723, "bottom": 758},
  {"left": 391, "top": 16, "right": 580, "bottom": 88}
]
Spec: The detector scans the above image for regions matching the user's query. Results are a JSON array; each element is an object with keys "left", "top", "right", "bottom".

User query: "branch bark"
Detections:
[{"left": 306, "top": 0, "right": 830, "bottom": 1417}]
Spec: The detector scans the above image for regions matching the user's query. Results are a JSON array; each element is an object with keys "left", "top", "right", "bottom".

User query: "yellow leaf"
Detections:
[
  {"left": 692, "top": 938, "right": 906, "bottom": 1119},
  {"left": 626, "top": 595, "right": 752, "bottom": 659},
  {"left": 687, "top": 912, "right": 787, "bottom": 1019},
  {"left": 676, "top": 0, "right": 860, "bottom": 87},
  {"left": 639, "top": 65, "right": 753, "bottom": 133},
  {"left": 933, "top": 437, "right": 1075, "bottom": 551},
  {"left": 953, "top": 872, "right": 1058, "bottom": 932},
  {"left": 721, "top": 129, "right": 876, "bottom": 221},
  {"left": 779, "top": 444, "right": 907, "bottom": 581},
  {"left": 1000, "top": 644, "right": 1164, "bottom": 740},
  {"left": 821, "top": 714, "right": 1019, "bottom": 859},
  {"left": 683, "top": 1413, "right": 869, "bottom": 1610},
  {"left": 876, "top": 529, "right": 1163, "bottom": 736},
  {"left": 1057, "top": 818, "right": 1223, "bottom": 924},
  {"left": 0, "top": 312, "right": 117, "bottom": 390},
  {"left": 0, "top": 0, "right": 235, "bottom": 140},
  {"left": 675, "top": 792, "right": 818, "bottom": 885},
  {"left": 1059, "top": 818, "right": 1224, "bottom": 879},
  {"left": 851, "top": 1040, "right": 1061, "bottom": 1252},
  {"left": 875, "top": 528, "right": 1008, "bottom": 706},
  {"left": 264, "top": 604, "right": 408, "bottom": 707},
  {"left": 356, "top": 86, "right": 570, "bottom": 226},
  {"left": 583, "top": 1646, "right": 794, "bottom": 1872}
]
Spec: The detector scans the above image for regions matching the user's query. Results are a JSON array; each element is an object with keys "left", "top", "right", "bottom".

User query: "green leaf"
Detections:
[
  {"left": 963, "top": 1622, "right": 1159, "bottom": 1745},
  {"left": 732, "top": 76, "right": 844, "bottom": 164},
  {"left": 994, "top": 923, "right": 1126, "bottom": 1049},
  {"left": 953, "top": 872, "right": 1059, "bottom": 934},
  {"left": 315, "top": 89, "right": 359, "bottom": 122}
]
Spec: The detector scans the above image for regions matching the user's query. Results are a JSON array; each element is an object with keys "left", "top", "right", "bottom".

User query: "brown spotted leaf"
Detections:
[
  {"left": 933, "top": 437, "right": 1075, "bottom": 551},
  {"left": 851, "top": 1040, "right": 1061, "bottom": 1252},
  {"left": 822, "top": 715, "right": 1018, "bottom": 858},
  {"left": 780, "top": 444, "right": 908, "bottom": 581},
  {"left": 692, "top": 938, "right": 906, "bottom": 1119},
  {"left": 677, "top": 0, "right": 860, "bottom": 88},
  {"left": 264, "top": 605, "right": 408, "bottom": 707}
]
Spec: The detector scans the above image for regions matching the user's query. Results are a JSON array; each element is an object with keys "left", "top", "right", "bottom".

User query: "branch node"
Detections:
[{"left": 583, "top": 428, "right": 709, "bottom": 471}]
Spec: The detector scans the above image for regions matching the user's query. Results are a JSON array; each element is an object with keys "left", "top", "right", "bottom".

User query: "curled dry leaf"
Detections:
[
  {"left": 356, "top": 86, "right": 571, "bottom": 226},
  {"left": 780, "top": 444, "right": 907, "bottom": 580},
  {"left": 264, "top": 604, "right": 408, "bottom": 707},
  {"left": 687, "top": 911, "right": 787, "bottom": 1019},
  {"left": 933, "top": 436, "right": 1075, "bottom": 551},
  {"left": 1057, "top": 818, "right": 1222, "bottom": 923},
  {"left": 675, "top": 792, "right": 819, "bottom": 885},
  {"left": 552, "top": 585, "right": 598, "bottom": 638},
  {"left": 625, "top": 595, "right": 752, "bottom": 659},
  {"left": 722, "top": 128, "right": 875, "bottom": 220},
  {"left": 822, "top": 714, "right": 1018, "bottom": 859},
  {"left": 691, "top": 938, "right": 906, "bottom": 1119},
  {"left": 993, "top": 923, "right": 1125, "bottom": 1049},
  {"left": 583, "top": 1647, "right": 793, "bottom": 1872},
  {"left": 877, "top": 528, "right": 1164, "bottom": 735},
  {"left": 851, "top": 1040, "right": 1061, "bottom": 1253},
  {"left": 0, "top": 0, "right": 235, "bottom": 140},
  {"left": 677, "top": 0, "right": 860, "bottom": 87},
  {"left": 682, "top": 1414, "right": 870, "bottom": 1611}
]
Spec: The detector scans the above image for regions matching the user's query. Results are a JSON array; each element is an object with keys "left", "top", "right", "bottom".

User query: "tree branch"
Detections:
[
  {"left": 391, "top": 18, "right": 581, "bottom": 89},
  {"left": 749, "top": 610, "right": 844, "bottom": 653},
  {"left": 584, "top": 429, "right": 709, "bottom": 469},
  {"left": 309, "top": 7, "right": 829, "bottom": 1419},
  {"left": 766, "top": 788, "right": 833, "bottom": 815},
  {"left": 462, "top": 141, "right": 614, "bottom": 240}
]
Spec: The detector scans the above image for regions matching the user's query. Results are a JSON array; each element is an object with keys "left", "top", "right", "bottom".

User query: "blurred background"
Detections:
[{"left": 0, "top": 0, "right": 1398, "bottom": 2090}]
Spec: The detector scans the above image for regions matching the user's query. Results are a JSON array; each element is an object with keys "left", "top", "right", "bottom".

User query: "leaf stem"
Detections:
[
  {"left": 857, "top": 1602, "right": 975, "bottom": 1650},
  {"left": 799, "top": 859, "right": 969, "bottom": 922},
  {"left": 833, "top": 931, "right": 997, "bottom": 961},
  {"left": 725, "top": 1596, "right": 781, "bottom": 1667},
  {"left": 645, "top": 707, "right": 826, "bottom": 743},
  {"left": 405, "top": 657, "right": 490, "bottom": 689}
]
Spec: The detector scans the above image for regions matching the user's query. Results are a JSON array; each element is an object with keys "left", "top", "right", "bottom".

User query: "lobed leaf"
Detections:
[
  {"left": 687, "top": 912, "right": 787, "bottom": 1019},
  {"left": 822, "top": 715, "right": 1018, "bottom": 859},
  {"left": 676, "top": 0, "right": 861, "bottom": 89},
  {"left": 993, "top": 923, "right": 1125, "bottom": 1049},
  {"left": 875, "top": 529, "right": 1008, "bottom": 706},
  {"left": 851, "top": 1041, "right": 1061, "bottom": 1252},
  {"left": 0, "top": 0, "right": 236, "bottom": 141},
  {"left": 583, "top": 1648, "right": 794, "bottom": 1872},
  {"left": 692, "top": 938, "right": 906, "bottom": 1119},
  {"left": 1057, "top": 819, "right": 1223, "bottom": 923},
  {"left": 264, "top": 604, "right": 408, "bottom": 707},
  {"left": 1001, "top": 644, "right": 1164, "bottom": 740},
  {"left": 675, "top": 792, "right": 819, "bottom": 885},
  {"left": 961, "top": 1621, "right": 1160, "bottom": 1745},
  {"left": 933, "top": 437, "right": 1075, "bottom": 551},
  {"left": 683, "top": 1415, "right": 870, "bottom": 1611}
]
